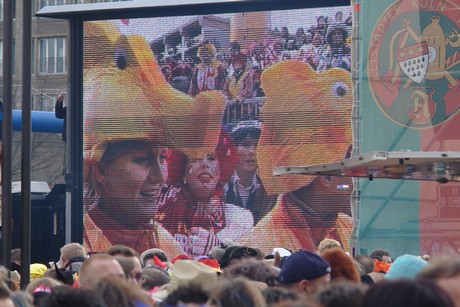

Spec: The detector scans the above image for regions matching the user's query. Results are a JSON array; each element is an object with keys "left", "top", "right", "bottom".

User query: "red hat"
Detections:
[
  {"left": 153, "top": 255, "right": 166, "bottom": 269},
  {"left": 197, "top": 257, "right": 222, "bottom": 273},
  {"left": 172, "top": 254, "right": 191, "bottom": 264}
]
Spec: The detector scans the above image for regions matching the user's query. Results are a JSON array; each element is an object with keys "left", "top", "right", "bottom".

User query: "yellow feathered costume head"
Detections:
[
  {"left": 83, "top": 21, "right": 225, "bottom": 183},
  {"left": 258, "top": 60, "right": 353, "bottom": 194}
]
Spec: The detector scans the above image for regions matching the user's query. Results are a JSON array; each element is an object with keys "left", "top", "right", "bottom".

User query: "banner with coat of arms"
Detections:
[{"left": 359, "top": 0, "right": 460, "bottom": 256}]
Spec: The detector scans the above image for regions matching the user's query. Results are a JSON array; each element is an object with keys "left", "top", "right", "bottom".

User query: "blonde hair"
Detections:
[
  {"left": 60, "top": 243, "right": 87, "bottom": 261},
  {"left": 317, "top": 238, "right": 342, "bottom": 254}
]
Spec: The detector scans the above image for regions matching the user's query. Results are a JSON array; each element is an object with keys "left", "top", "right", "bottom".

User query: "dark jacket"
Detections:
[{"left": 55, "top": 98, "right": 66, "bottom": 141}]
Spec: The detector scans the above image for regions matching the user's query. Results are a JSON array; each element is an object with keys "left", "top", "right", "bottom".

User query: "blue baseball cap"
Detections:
[{"left": 277, "top": 250, "right": 331, "bottom": 283}]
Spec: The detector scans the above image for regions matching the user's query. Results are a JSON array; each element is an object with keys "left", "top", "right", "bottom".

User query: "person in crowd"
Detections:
[
  {"left": 207, "top": 239, "right": 237, "bottom": 263},
  {"left": 320, "top": 247, "right": 361, "bottom": 283},
  {"left": 10, "top": 292, "right": 33, "bottom": 307},
  {"left": 54, "top": 92, "right": 67, "bottom": 142},
  {"left": 170, "top": 66, "right": 189, "bottom": 93},
  {"left": 362, "top": 279, "right": 454, "bottom": 307},
  {"left": 417, "top": 255, "right": 460, "bottom": 307},
  {"left": 82, "top": 71, "right": 181, "bottom": 256},
  {"left": 300, "top": 31, "right": 328, "bottom": 72},
  {"left": 155, "top": 148, "right": 253, "bottom": 258},
  {"left": 26, "top": 277, "right": 62, "bottom": 306},
  {"left": 279, "top": 27, "right": 291, "bottom": 50},
  {"left": 140, "top": 248, "right": 169, "bottom": 267},
  {"left": 152, "top": 84, "right": 252, "bottom": 258},
  {"left": 225, "top": 41, "right": 244, "bottom": 75},
  {"left": 30, "top": 263, "right": 48, "bottom": 282},
  {"left": 354, "top": 254, "right": 375, "bottom": 274},
  {"left": 241, "top": 60, "right": 353, "bottom": 254},
  {"left": 317, "top": 238, "right": 342, "bottom": 254},
  {"left": 313, "top": 280, "right": 368, "bottom": 307},
  {"left": 83, "top": 137, "right": 181, "bottom": 256},
  {"left": 10, "top": 249, "right": 21, "bottom": 273},
  {"left": 107, "top": 245, "right": 142, "bottom": 286},
  {"left": 385, "top": 254, "right": 428, "bottom": 280},
  {"left": 335, "top": 11, "right": 344, "bottom": 24},
  {"left": 106, "top": 244, "right": 138, "bottom": 258},
  {"left": 58, "top": 242, "right": 86, "bottom": 274},
  {"left": 262, "top": 287, "right": 302, "bottom": 307},
  {"left": 0, "top": 282, "right": 14, "bottom": 307},
  {"left": 224, "top": 53, "right": 254, "bottom": 101},
  {"left": 224, "top": 125, "right": 275, "bottom": 224},
  {"left": 163, "top": 283, "right": 212, "bottom": 307},
  {"left": 140, "top": 266, "right": 170, "bottom": 292},
  {"left": 38, "top": 286, "right": 108, "bottom": 307},
  {"left": 219, "top": 246, "right": 264, "bottom": 270},
  {"left": 212, "top": 277, "right": 266, "bottom": 307},
  {"left": 370, "top": 248, "right": 392, "bottom": 273},
  {"left": 188, "top": 42, "right": 226, "bottom": 96},
  {"left": 249, "top": 42, "right": 265, "bottom": 72},
  {"left": 152, "top": 259, "right": 218, "bottom": 302},
  {"left": 368, "top": 271, "right": 386, "bottom": 284},
  {"left": 293, "top": 27, "right": 307, "bottom": 50},
  {"left": 354, "top": 254, "right": 376, "bottom": 284},
  {"left": 79, "top": 253, "right": 125, "bottom": 288},
  {"left": 324, "top": 24, "right": 351, "bottom": 71},
  {"left": 272, "top": 41, "right": 285, "bottom": 64},
  {"left": 161, "top": 65, "right": 172, "bottom": 83},
  {"left": 91, "top": 277, "right": 153, "bottom": 307},
  {"left": 251, "top": 69, "right": 265, "bottom": 97},
  {"left": 370, "top": 248, "right": 392, "bottom": 264},
  {"left": 223, "top": 258, "right": 279, "bottom": 286},
  {"left": 297, "top": 32, "right": 313, "bottom": 62},
  {"left": 114, "top": 256, "right": 142, "bottom": 286},
  {"left": 310, "top": 15, "right": 328, "bottom": 42},
  {"left": 277, "top": 250, "right": 331, "bottom": 298}
]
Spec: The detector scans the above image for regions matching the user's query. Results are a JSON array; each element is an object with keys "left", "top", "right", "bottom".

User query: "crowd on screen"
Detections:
[
  {"left": 155, "top": 11, "right": 352, "bottom": 99},
  {"left": 1, "top": 242, "right": 458, "bottom": 307}
]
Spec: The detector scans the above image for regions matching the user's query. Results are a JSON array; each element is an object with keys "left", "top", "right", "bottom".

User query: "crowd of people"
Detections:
[
  {"left": 155, "top": 11, "right": 352, "bottom": 100},
  {"left": 1, "top": 241, "right": 459, "bottom": 307}
]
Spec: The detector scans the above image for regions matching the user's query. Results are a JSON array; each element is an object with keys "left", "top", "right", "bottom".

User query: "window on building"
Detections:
[
  {"left": 40, "top": 0, "right": 79, "bottom": 9},
  {"left": 39, "top": 37, "right": 66, "bottom": 74},
  {"left": 0, "top": 0, "right": 17, "bottom": 20},
  {"left": 0, "top": 40, "right": 17, "bottom": 75}
]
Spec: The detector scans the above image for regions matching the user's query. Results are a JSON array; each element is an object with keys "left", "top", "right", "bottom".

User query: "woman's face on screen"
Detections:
[
  {"left": 185, "top": 153, "right": 220, "bottom": 199},
  {"left": 97, "top": 141, "right": 167, "bottom": 223}
]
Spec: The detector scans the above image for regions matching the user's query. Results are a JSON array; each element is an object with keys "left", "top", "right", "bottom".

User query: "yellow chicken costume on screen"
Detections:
[
  {"left": 241, "top": 60, "right": 354, "bottom": 254},
  {"left": 82, "top": 21, "right": 233, "bottom": 257}
]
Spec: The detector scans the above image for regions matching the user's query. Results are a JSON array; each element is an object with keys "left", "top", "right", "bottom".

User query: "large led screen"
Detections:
[{"left": 82, "top": 7, "right": 353, "bottom": 259}]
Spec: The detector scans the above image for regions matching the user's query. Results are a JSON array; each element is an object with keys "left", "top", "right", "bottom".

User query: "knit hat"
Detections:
[
  {"left": 385, "top": 254, "right": 428, "bottom": 280},
  {"left": 219, "top": 246, "right": 261, "bottom": 269},
  {"left": 140, "top": 248, "right": 168, "bottom": 265},
  {"left": 277, "top": 250, "right": 331, "bottom": 283}
]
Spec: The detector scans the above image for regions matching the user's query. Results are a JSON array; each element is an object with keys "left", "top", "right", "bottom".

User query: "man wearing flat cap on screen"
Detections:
[{"left": 277, "top": 250, "right": 331, "bottom": 297}]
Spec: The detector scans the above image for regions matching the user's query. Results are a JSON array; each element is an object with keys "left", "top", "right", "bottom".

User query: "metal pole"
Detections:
[
  {"left": 20, "top": 0, "right": 32, "bottom": 288},
  {"left": 350, "top": 0, "right": 362, "bottom": 254},
  {"left": 1, "top": 0, "right": 14, "bottom": 268}
]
